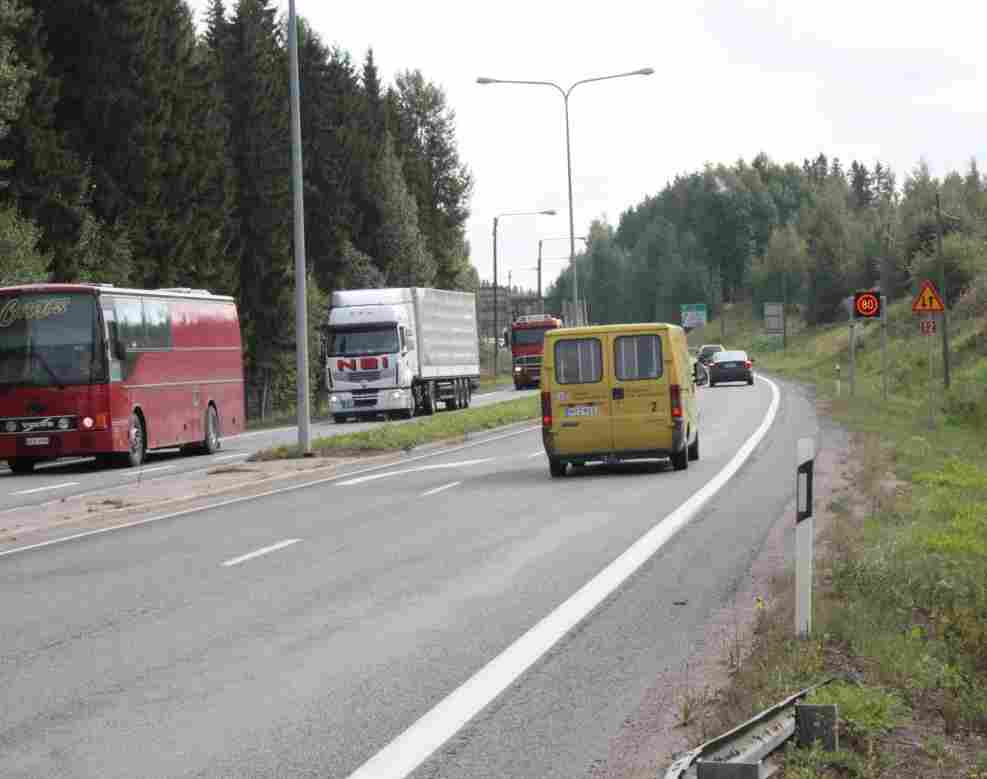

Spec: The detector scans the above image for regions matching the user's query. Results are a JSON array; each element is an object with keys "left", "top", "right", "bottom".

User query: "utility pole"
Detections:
[
  {"left": 537, "top": 240, "right": 543, "bottom": 306},
  {"left": 492, "top": 216, "right": 499, "bottom": 377},
  {"left": 782, "top": 259, "right": 788, "bottom": 350},
  {"left": 935, "top": 194, "right": 951, "bottom": 388}
]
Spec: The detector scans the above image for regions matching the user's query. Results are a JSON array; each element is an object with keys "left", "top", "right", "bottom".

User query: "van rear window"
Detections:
[
  {"left": 555, "top": 338, "right": 602, "bottom": 384},
  {"left": 615, "top": 335, "right": 663, "bottom": 380}
]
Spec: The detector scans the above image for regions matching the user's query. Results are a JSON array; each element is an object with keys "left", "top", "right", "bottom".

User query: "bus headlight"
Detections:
[
  {"left": 82, "top": 416, "right": 94, "bottom": 429},
  {"left": 57, "top": 417, "right": 70, "bottom": 430},
  {"left": 4, "top": 421, "right": 16, "bottom": 433}
]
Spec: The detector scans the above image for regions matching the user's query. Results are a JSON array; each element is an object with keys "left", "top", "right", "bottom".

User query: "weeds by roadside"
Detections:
[{"left": 671, "top": 299, "right": 987, "bottom": 777}]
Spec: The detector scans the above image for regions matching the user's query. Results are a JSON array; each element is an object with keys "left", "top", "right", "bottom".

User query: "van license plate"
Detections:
[
  {"left": 25, "top": 436, "right": 50, "bottom": 446},
  {"left": 564, "top": 405, "right": 597, "bottom": 417}
]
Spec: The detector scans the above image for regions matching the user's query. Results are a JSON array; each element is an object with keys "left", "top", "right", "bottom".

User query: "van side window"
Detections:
[
  {"left": 555, "top": 338, "right": 602, "bottom": 384},
  {"left": 614, "top": 334, "right": 663, "bottom": 380}
]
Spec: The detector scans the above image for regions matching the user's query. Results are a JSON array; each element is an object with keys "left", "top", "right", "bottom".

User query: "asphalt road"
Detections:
[
  {"left": 0, "top": 387, "right": 532, "bottom": 513},
  {"left": 0, "top": 376, "right": 817, "bottom": 778}
]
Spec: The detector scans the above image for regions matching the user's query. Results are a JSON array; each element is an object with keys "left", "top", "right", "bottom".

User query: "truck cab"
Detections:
[{"left": 509, "top": 314, "right": 562, "bottom": 390}]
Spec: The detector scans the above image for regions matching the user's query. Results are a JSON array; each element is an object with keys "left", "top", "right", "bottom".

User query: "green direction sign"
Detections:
[{"left": 680, "top": 303, "right": 707, "bottom": 330}]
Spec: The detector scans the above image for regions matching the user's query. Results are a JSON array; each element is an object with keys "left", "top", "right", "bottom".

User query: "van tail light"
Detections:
[
  {"left": 745, "top": 360, "right": 752, "bottom": 370},
  {"left": 670, "top": 384, "right": 683, "bottom": 419},
  {"left": 541, "top": 391, "right": 552, "bottom": 428}
]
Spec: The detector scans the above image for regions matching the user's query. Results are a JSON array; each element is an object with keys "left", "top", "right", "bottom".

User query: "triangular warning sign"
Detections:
[{"left": 912, "top": 280, "right": 945, "bottom": 313}]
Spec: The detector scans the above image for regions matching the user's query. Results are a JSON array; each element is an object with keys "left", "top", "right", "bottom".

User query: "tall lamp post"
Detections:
[
  {"left": 538, "top": 235, "right": 587, "bottom": 306},
  {"left": 287, "top": 0, "right": 310, "bottom": 454},
  {"left": 493, "top": 210, "right": 556, "bottom": 377},
  {"left": 478, "top": 69, "right": 653, "bottom": 326}
]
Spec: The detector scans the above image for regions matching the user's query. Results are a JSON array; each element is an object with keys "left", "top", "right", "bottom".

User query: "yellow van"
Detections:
[{"left": 540, "top": 323, "right": 707, "bottom": 477}]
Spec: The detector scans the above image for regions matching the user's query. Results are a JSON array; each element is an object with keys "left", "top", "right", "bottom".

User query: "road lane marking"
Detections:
[
  {"left": 120, "top": 465, "right": 175, "bottom": 476},
  {"left": 221, "top": 538, "right": 301, "bottom": 567},
  {"left": 345, "top": 377, "right": 781, "bottom": 779},
  {"left": 11, "top": 482, "right": 81, "bottom": 496},
  {"left": 527, "top": 451, "right": 544, "bottom": 458},
  {"left": 211, "top": 453, "right": 249, "bottom": 462},
  {"left": 0, "top": 425, "right": 539, "bottom": 559},
  {"left": 337, "top": 458, "right": 494, "bottom": 487},
  {"left": 420, "top": 481, "right": 461, "bottom": 498}
]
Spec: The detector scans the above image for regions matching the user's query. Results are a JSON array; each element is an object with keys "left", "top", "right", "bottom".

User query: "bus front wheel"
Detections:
[
  {"left": 120, "top": 412, "right": 146, "bottom": 468},
  {"left": 8, "top": 458, "right": 37, "bottom": 475}
]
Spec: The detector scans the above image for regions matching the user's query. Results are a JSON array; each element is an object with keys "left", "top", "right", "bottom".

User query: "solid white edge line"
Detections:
[
  {"left": 119, "top": 465, "right": 175, "bottom": 476},
  {"left": 0, "top": 424, "right": 540, "bottom": 559},
  {"left": 338, "top": 459, "right": 493, "bottom": 487},
  {"left": 12, "top": 481, "right": 81, "bottom": 496},
  {"left": 345, "top": 376, "right": 782, "bottom": 779},
  {"left": 221, "top": 538, "right": 301, "bottom": 567},
  {"left": 527, "top": 451, "right": 544, "bottom": 459},
  {"left": 420, "top": 481, "right": 461, "bottom": 498}
]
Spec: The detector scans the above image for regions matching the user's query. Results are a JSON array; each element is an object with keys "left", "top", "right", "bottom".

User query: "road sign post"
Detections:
[
  {"left": 848, "top": 291, "right": 881, "bottom": 401},
  {"left": 912, "top": 280, "right": 946, "bottom": 430},
  {"left": 796, "top": 438, "right": 815, "bottom": 638},
  {"left": 881, "top": 296, "right": 888, "bottom": 401},
  {"left": 848, "top": 322, "right": 856, "bottom": 398}
]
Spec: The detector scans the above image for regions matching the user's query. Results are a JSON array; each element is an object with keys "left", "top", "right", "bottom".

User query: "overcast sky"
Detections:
[{"left": 186, "top": 0, "right": 987, "bottom": 293}]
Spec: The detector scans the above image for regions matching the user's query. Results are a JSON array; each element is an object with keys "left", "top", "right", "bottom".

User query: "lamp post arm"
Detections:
[{"left": 565, "top": 70, "right": 652, "bottom": 97}]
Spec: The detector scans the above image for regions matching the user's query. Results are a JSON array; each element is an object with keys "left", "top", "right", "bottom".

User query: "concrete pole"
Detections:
[
  {"left": 492, "top": 217, "right": 499, "bottom": 377},
  {"left": 288, "top": 0, "right": 310, "bottom": 454}
]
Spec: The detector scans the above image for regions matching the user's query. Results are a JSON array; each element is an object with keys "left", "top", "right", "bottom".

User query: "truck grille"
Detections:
[
  {"left": 352, "top": 388, "right": 378, "bottom": 408},
  {"left": 346, "top": 370, "right": 382, "bottom": 382}
]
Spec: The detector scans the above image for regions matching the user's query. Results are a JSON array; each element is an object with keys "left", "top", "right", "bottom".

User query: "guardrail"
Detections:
[{"left": 663, "top": 678, "right": 837, "bottom": 779}]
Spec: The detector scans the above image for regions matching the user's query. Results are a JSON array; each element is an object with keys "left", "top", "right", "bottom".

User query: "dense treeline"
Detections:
[
  {"left": 0, "top": 0, "right": 474, "bottom": 417},
  {"left": 546, "top": 152, "right": 987, "bottom": 327}
]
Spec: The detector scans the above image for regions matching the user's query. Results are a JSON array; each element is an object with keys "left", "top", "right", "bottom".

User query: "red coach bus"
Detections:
[{"left": 0, "top": 284, "right": 245, "bottom": 473}]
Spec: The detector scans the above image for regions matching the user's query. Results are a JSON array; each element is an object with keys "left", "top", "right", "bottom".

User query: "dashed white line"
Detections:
[
  {"left": 12, "top": 482, "right": 81, "bottom": 496},
  {"left": 120, "top": 465, "right": 175, "bottom": 476},
  {"left": 337, "top": 458, "right": 494, "bottom": 487},
  {"left": 420, "top": 481, "right": 461, "bottom": 498},
  {"left": 221, "top": 538, "right": 301, "bottom": 567},
  {"left": 527, "top": 451, "right": 544, "bottom": 458},
  {"left": 345, "top": 377, "right": 781, "bottom": 779}
]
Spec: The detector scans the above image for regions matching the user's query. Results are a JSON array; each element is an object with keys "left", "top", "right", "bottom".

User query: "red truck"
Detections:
[{"left": 508, "top": 314, "right": 563, "bottom": 390}]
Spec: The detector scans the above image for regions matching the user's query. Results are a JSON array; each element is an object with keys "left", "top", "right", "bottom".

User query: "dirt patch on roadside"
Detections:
[
  {"left": 590, "top": 414, "right": 852, "bottom": 779},
  {"left": 0, "top": 453, "right": 398, "bottom": 550}
]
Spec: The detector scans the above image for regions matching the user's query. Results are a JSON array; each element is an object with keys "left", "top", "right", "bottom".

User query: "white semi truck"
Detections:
[{"left": 323, "top": 288, "right": 480, "bottom": 423}]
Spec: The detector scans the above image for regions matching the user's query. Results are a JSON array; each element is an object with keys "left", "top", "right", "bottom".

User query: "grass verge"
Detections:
[
  {"left": 674, "top": 295, "right": 987, "bottom": 776},
  {"left": 251, "top": 395, "right": 539, "bottom": 461}
]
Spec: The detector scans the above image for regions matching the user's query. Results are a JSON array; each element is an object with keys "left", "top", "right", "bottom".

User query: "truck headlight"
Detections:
[
  {"left": 391, "top": 391, "right": 403, "bottom": 400},
  {"left": 330, "top": 395, "right": 338, "bottom": 403},
  {"left": 514, "top": 366, "right": 522, "bottom": 373}
]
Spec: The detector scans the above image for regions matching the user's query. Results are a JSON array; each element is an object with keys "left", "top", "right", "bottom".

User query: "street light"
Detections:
[
  {"left": 538, "top": 235, "right": 587, "bottom": 304},
  {"left": 478, "top": 68, "right": 653, "bottom": 325},
  {"left": 493, "top": 210, "right": 557, "bottom": 376}
]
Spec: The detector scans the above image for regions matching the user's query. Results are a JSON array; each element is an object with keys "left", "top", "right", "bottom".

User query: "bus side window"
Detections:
[{"left": 102, "top": 306, "right": 124, "bottom": 381}]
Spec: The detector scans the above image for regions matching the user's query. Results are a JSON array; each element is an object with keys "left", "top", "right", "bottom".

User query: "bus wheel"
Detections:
[
  {"left": 202, "top": 405, "right": 221, "bottom": 455},
  {"left": 121, "top": 412, "right": 146, "bottom": 468},
  {"left": 8, "top": 458, "right": 37, "bottom": 475}
]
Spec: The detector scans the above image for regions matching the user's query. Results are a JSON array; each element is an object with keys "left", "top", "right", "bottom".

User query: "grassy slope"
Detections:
[
  {"left": 682, "top": 301, "right": 987, "bottom": 775},
  {"left": 251, "top": 395, "right": 538, "bottom": 460}
]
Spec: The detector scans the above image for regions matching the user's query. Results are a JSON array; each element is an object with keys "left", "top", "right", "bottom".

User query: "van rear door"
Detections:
[
  {"left": 610, "top": 329, "right": 672, "bottom": 454},
  {"left": 550, "top": 334, "right": 613, "bottom": 456}
]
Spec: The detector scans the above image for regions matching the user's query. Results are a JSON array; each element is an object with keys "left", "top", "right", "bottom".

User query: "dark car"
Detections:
[
  {"left": 697, "top": 343, "right": 725, "bottom": 366},
  {"left": 708, "top": 349, "right": 754, "bottom": 386}
]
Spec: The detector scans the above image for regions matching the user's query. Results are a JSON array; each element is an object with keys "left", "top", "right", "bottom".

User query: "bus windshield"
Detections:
[
  {"left": 0, "top": 293, "right": 103, "bottom": 387},
  {"left": 327, "top": 325, "right": 399, "bottom": 357}
]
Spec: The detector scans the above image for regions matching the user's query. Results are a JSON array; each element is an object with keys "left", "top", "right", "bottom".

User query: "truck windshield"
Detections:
[
  {"left": 0, "top": 293, "right": 103, "bottom": 387},
  {"left": 327, "top": 325, "right": 399, "bottom": 357},
  {"left": 512, "top": 328, "right": 552, "bottom": 347}
]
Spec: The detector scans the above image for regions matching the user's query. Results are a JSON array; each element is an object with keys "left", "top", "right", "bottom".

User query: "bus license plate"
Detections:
[
  {"left": 564, "top": 405, "right": 597, "bottom": 417},
  {"left": 25, "top": 436, "right": 50, "bottom": 446}
]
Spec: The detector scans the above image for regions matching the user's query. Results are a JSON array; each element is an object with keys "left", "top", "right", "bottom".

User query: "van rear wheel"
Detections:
[
  {"left": 549, "top": 457, "right": 566, "bottom": 478},
  {"left": 688, "top": 432, "right": 700, "bottom": 461},
  {"left": 671, "top": 446, "right": 689, "bottom": 471}
]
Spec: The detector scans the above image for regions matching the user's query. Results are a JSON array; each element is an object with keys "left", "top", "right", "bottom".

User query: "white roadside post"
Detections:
[{"left": 796, "top": 437, "right": 816, "bottom": 638}]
